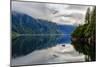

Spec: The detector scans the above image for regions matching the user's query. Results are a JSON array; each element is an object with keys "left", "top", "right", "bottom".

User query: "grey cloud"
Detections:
[
  {"left": 12, "top": 1, "right": 50, "bottom": 19},
  {"left": 66, "top": 5, "right": 88, "bottom": 10},
  {"left": 12, "top": 1, "right": 90, "bottom": 25},
  {"left": 55, "top": 13, "right": 83, "bottom": 20},
  {"left": 69, "top": 13, "right": 84, "bottom": 19},
  {"left": 46, "top": 8, "right": 59, "bottom": 14}
]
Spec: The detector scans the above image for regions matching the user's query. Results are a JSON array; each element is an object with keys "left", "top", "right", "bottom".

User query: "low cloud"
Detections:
[{"left": 66, "top": 5, "right": 88, "bottom": 10}]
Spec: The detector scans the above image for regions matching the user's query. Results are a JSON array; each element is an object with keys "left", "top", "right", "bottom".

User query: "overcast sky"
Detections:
[{"left": 12, "top": 1, "right": 92, "bottom": 25}]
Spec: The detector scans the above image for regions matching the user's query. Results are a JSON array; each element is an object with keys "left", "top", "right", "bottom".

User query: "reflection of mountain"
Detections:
[{"left": 12, "top": 36, "right": 58, "bottom": 58}]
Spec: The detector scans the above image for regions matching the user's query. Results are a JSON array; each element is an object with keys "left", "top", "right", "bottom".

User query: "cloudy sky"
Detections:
[{"left": 12, "top": 1, "right": 92, "bottom": 25}]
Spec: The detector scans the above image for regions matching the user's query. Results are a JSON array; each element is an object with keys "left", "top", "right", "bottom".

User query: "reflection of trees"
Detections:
[
  {"left": 71, "top": 6, "right": 96, "bottom": 61},
  {"left": 71, "top": 39, "right": 95, "bottom": 61}
]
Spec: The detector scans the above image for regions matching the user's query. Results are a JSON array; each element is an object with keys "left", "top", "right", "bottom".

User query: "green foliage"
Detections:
[
  {"left": 85, "top": 8, "right": 90, "bottom": 24},
  {"left": 72, "top": 6, "right": 96, "bottom": 38}
]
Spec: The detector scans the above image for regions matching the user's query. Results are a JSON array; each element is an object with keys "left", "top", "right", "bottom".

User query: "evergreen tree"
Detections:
[{"left": 85, "top": 8, "right": 90, "bottom": 24}]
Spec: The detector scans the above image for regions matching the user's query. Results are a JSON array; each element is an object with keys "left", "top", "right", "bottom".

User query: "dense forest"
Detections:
[{"left": 71, "top": 6, "right": 96, "bottom": 61}]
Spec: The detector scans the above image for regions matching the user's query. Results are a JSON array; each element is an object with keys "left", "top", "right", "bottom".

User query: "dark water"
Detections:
[
  {"left": 72, "top": 38, "right": 96, "bottom": 61},
  {"left": 12, "top": 34, "right": 71, "bottom": 58}
]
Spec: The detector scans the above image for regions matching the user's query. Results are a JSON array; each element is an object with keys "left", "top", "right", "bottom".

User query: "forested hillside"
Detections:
[{"left": 12, "top": 11, "right": 60, "bottom": 37}]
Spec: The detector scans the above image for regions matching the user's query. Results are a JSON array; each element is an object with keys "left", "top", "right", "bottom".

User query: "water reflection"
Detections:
[
  {"left": 12, "top": 35, "right": 71, "bottom": 58},
  {"left": 12, "top": 36, "right": 59, "bottom": 57},
  {"left": 71, "top": 39, "right": 96, "bottom": 61},
  {"left": 12, "top": 34, "right": 86, "bottom": 66}
]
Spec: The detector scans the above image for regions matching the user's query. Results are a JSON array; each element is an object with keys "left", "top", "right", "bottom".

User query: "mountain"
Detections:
[
  {"left": 12, "top": 11, "right": 60, "bottom": 36},
  {"left": 57, "top": 25, "right": 76, "bottom": 34}
]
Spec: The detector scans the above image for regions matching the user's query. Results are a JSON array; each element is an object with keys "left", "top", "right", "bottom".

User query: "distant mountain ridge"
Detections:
[
  {"left": 57, "top": 25, "right": 76, "bottom": 34},
  {"left": 12, "top": 11, "right": 76, "bottom": 36},
  {"left": 12, "top": 11, "right": 60, "bottom": 36}
]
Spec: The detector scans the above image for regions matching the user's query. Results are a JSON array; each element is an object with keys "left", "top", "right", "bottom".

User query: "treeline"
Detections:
[
  {"left": 72, "top": 6, "right": 96, "bottom": 38},
  {"left": 71, "top": 6, "right": 96, "bottom": 61}
]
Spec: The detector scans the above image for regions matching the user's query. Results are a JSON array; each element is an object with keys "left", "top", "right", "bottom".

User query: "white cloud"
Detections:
[
  {"left": 12, "top": 1, "right": 91, "bottom": 25},
  {"left": 46, "top": 4, "right": 90, "bottom": 25},
  {"left": 12, "top": 1, "right": 50, "bottom": 20}
]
